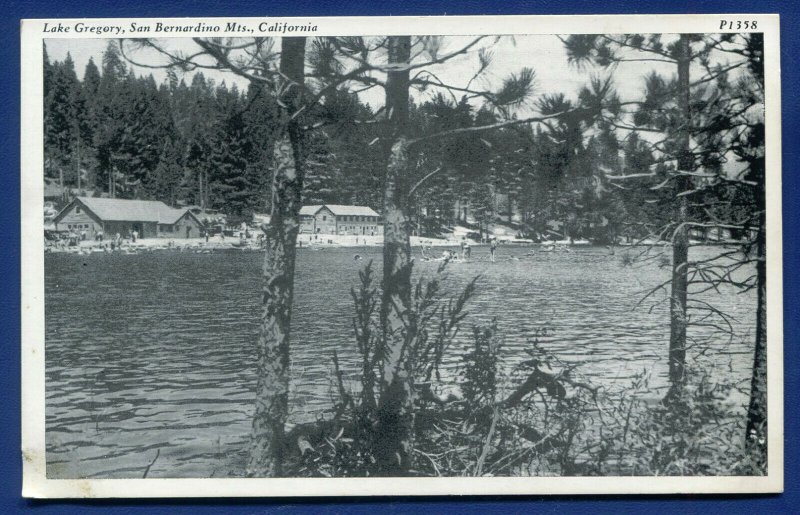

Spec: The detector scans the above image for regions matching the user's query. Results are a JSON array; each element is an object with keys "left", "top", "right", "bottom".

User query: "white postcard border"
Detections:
[{"left": 21, "top": 13, "right": 783, "bottom": 498}]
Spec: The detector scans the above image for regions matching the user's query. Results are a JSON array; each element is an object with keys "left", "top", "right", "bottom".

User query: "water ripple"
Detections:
[{"left": 45, "top": 246, "right": 756, "bottom": 478}]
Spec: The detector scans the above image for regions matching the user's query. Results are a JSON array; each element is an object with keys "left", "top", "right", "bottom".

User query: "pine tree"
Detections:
[
  {"left": 241, "top": 82, "right": 279, "bottom": 214},
  {"left": 94, "top": 42, "right": 132, "bottom": 197},
  {"left": 209, "top": 84, "right": 257, "bottom": 217},
  {"left": 44, "top": 53, "right": 81, "bottom": 190}
]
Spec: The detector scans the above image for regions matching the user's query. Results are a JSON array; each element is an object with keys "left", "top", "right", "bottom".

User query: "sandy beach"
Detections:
[{"left": 47, "top": 232, "right": 465, "bottom": 253}]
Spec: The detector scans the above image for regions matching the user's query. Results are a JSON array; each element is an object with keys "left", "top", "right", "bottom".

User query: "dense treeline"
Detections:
[
  {"left": 408, "top": 92, "right": 676, "bottom": 242},
  {"left": 45, "top": 42, "right": 395, "bottom": 219},
  {"left": 45, "top": 41, "right": 675, "bottom": 239},
  {"left": 45, "top": 41, "right": 274, "bottom": 217}
]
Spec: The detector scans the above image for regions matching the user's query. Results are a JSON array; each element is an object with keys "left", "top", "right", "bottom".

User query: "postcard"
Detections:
[{"left": 21, "top": 13, "right": 782, "bottom": 497}]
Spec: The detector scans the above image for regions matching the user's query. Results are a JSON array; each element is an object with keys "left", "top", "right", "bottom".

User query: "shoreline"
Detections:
[
  {"left": 44, "top": 233, "right": 743, "bottom": 254},
  {"left": 46, "top": 234, "right": 461, "bottom": 253}
]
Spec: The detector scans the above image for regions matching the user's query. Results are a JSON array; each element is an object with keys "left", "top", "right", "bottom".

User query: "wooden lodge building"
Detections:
[
  {"left": 299, "top": 205, "right": 383, "bottom": 236},
  {"left": 53, "top": 197, "right": 203, "bottom": 239}
]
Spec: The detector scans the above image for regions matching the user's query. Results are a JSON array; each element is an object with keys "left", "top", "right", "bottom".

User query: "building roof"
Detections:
[
  {"left": 300, "top": 204, "right": 380, "bottom": 217},
  {"left": 57, "top": 197, "right": 195, "bottom": 225},
  {"left": 299, "top": 205, "right": 324, "bottom": 216}
]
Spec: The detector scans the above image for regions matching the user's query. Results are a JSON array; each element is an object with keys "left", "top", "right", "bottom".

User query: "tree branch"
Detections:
[{"left": 408, "top": 167, "right": 443, "bottom": 199}]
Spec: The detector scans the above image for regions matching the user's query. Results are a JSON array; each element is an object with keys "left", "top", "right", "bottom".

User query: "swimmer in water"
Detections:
[{"left": 354, "top": 254, "right": 362, "bottom": 261}]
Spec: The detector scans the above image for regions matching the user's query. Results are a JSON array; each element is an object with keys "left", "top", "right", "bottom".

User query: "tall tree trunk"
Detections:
[
  {"left": 667, "top": 34, "right": 692, "bottom": 397},
  {"left": 745, "top": 191, "right": 768, "bottom": 471},
  {"left": 375, "top": 35, "right": 415, "bottom": 476},
  {"left": 247, "top": 37, "right": 306, "bottom": 477},
  {"left": 76, "top": 135, "right": 81, "bottom": 191}
]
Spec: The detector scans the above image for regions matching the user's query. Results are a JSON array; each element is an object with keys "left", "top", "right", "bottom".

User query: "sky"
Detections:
[{"left": 43, "top": 35, "right": 685, "bottom": 115}]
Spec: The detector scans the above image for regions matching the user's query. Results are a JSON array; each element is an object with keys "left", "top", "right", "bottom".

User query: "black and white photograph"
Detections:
[{"left": 21, "top": 14, "right": 783, "bottom": 497}]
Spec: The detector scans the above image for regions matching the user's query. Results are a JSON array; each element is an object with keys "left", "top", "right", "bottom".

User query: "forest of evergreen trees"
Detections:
[{"left": 44, "top": 40, "right": 679, "bottom": 240}]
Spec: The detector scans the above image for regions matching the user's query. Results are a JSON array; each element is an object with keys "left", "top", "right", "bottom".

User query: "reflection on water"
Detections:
[{"left": 44, "top": 245, "right": 756, "bottom": 478}]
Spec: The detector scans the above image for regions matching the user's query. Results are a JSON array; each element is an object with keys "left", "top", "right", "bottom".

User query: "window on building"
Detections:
[
  {"left": 75, "top": 206, "right": 81, "bottom": 213},
  {"left": 322, "top": 215, "right": 327, "bottom": 221}
]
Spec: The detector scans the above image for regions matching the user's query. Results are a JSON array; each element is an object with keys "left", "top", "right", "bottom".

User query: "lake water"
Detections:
[{"left": 44, "top": 245, "right": 757, "bottom": 478}]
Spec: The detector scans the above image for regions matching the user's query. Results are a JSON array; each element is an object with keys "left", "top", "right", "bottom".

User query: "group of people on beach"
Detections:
[{"left": 418, "top": 237, "right": 499, "bottom": 263}]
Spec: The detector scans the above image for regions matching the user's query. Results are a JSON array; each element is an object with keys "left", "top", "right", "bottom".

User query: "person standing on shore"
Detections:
[
  {"left": 421, "top": 246, "right": 431, "bottom": 260},
  {"left": 490, "top": 237, "right": 497, "bottom": 263}
]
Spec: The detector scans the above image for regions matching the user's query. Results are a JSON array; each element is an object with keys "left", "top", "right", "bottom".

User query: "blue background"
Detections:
[{"left": 2, "top": 0, "right": 796, "bottom": 513}]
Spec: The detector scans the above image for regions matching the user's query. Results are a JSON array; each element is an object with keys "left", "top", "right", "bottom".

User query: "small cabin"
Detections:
[{"left": 53, "top": 197, "right": 203, "bottom": 239}]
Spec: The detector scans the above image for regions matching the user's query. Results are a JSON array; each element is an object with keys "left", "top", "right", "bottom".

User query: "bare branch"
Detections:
[{"left": 408, "top": 167, "right": 443, "bottom": 199}]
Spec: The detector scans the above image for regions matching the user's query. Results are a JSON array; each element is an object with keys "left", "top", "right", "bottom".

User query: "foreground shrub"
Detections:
[{"left": 277, "top": 263, "right": 763, "bottom": 478}]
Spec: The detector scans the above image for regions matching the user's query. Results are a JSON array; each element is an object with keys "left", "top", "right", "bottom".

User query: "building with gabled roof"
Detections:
[
  {"left": 53, "top": 197, "right": 203, "bottom": 239},
  {"left": 300, "top": 204, "right": 383, "bottom": 236}
]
